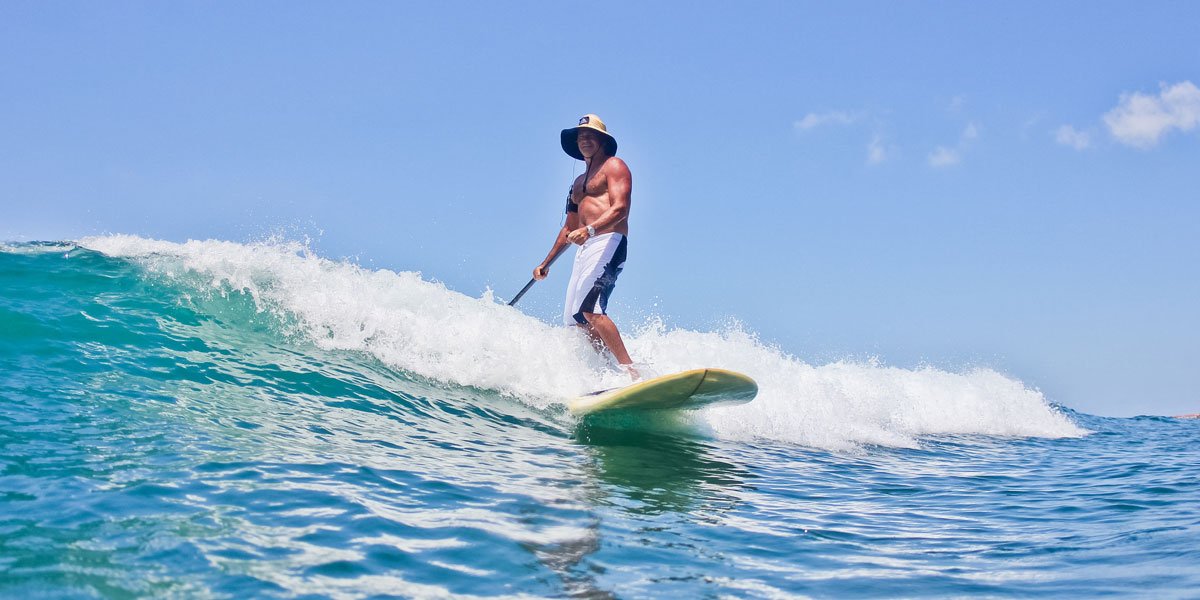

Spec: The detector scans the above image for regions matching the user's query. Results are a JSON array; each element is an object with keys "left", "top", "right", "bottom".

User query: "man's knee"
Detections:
[{"left": 581, "top": 312, "right": 609, "bottom": 325}]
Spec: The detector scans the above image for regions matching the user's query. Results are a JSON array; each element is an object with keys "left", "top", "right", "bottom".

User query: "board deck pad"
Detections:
[{"left": 568, "top": 368, "right": 758, "bottom": 416}]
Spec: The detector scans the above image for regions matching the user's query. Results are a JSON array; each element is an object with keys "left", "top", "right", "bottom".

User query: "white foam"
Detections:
[
  {"left": 79, "top": 235, "right": 1086, "bottom": 449},
  {"left": 80, "top": 234, "right": 607, "bottom": 406},
  {"left": 626, "top": 323, "right": 1086, "bottom": 449},
  {"left": 0, "top": 242, "right": 78, "bottom": 255}
]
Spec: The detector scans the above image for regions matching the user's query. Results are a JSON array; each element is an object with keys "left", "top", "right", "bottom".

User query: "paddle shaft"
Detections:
[{"left": 508, "top": 245, "right": 568, "bottom": 306}]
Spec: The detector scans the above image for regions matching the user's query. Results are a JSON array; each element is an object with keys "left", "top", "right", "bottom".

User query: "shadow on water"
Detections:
[
  {"left": 573, "top": 412, "right": 751, "bottom": 515},
  {"left": 520, "top": 412, "right": 755, "bottom": 598},
  {"left": 522, "top": 517, "right": 613, "bottom": 600}
]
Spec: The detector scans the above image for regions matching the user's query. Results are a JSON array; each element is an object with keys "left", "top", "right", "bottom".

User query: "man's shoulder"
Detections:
[{"left": 603, "top": 156, "right": 630, "bottom": 174}]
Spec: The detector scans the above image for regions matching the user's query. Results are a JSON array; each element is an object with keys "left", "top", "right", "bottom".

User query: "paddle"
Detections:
[{"left": 508, "top": 245, "right": 568, "bottom": 306}]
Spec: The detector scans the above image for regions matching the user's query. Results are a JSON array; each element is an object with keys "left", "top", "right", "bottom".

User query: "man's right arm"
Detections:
[
  {"left": 533, "top": 192, "right": 580, "bottom": 280},
  {"left": 533, "top": 222, "right": 572, "bottom": 280}
]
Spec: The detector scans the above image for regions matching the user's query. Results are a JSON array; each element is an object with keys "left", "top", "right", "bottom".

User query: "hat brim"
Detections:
[{"left": 560, "top": 126, "right": 617, "bottom": 161}]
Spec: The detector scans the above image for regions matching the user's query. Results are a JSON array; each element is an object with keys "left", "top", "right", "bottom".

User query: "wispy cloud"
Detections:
[
  {"left": 794, "top": 109, "right": 888, "bottom": 165},
  {"left": 962, "top": 122, "right": 979, "bottom": 141},
  {"left": 1054, "top": 125, "right": 1091, "bottom": 150},
  {"left": 928, "top": 122, "right": 979, "bottom": 168},
  {"left": 1103, "top": 80, "right": 1200, "bottom": 149},
  {"left": 867, "top": 135, "right": 888, "bottom": 165},
  {"left": 794, "top": 110, "right": 859, "bottom": 131},
  {"left": 1021, "top": 112, "right": 1048, "bottom": 140},
  {"left": 928, "top": 146, "right": 960, "bottom": 167}
]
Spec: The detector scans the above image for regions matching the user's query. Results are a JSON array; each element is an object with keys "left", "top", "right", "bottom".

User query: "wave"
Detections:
[
  {"left": 0, "top": 241, "right": 78, "bottom": 255},
  {"left": 74, "top": 235, "right": 1086, "bottom": 449}
]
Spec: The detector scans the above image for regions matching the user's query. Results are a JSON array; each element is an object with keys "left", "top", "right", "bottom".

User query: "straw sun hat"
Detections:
[{"left": 560, "top": 114, "right": 618, "bottom": 161}]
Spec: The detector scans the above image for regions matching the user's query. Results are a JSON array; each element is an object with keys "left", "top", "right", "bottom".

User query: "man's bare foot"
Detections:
[{"left": 621, "top": 363, "right": 642, "bottom": 382}]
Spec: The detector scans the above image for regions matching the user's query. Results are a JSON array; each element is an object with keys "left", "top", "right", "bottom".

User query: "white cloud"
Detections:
[
  {"left": 1103, "top": 80, "right": 1200, "bottom": 149},
  {"left": 928, "top": 122, "right": 977, "bottom": 168},
  {"left": 794, "top": 110, "right": 859, "bottom": 131},
  {"left": 928, "top": 146, "right": 960, "bottom": 167},
  {"left": 1054, "top": 125, "right": 1091, "bottom": 150},
  {"left": 962, "top": 122, "right": 979, "bottom": 141},
  {"left": 867, "top": 135, "right": 888, "bottom": 165},
  {"left": 1021, "top": 112, "right": 1047, "bottom": 140}
]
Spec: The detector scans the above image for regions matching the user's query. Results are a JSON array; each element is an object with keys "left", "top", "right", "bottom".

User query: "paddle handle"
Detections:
[{"left": 508, "top": 245, "right": 568, "bottom": 306}]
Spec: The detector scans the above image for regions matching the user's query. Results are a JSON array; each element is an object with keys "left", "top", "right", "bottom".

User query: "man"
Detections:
[{"left": 533, "top": 114, "right": 637, "bottom": 376}]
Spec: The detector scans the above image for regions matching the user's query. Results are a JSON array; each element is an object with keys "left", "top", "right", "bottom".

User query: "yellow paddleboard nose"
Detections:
[{"left": 568, "top": 368, "right": 758, "bottom": 416}]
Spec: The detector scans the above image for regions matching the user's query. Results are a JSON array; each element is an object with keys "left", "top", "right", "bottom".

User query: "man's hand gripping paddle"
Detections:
[{"left": 508, "top": 246, "right": 568, "bottom": 307}]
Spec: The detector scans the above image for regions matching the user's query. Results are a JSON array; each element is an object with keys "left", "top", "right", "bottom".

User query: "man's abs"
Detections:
[{"left": 576, "top": 196, "right": 629, "bottom": 236}]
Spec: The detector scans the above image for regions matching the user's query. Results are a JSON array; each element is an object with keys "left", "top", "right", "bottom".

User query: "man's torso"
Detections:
[{"left": 571, "top": 157, "right": 630, "bottom": 237}]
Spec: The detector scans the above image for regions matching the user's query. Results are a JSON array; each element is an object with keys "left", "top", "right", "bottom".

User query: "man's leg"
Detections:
[
  {"left": 576, "top": 323, "right": 605, "bottom": 354},
  {"left": 581, "top": 313, "right": 632, "bottom": 365}
]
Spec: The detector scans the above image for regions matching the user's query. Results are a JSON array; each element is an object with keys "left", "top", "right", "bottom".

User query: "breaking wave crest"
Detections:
[{"left": 78, "top": 235, "right": 1086, "bottom": 450}]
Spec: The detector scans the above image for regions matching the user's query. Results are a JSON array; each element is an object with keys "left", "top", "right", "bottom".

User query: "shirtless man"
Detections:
[{"left": 533, "top": 114, "right": 636, "bottom": 374}]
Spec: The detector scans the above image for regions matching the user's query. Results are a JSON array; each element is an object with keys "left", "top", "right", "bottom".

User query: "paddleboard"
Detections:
[{"left": 568, "top": 368, "right": 758, "bottom": 416}]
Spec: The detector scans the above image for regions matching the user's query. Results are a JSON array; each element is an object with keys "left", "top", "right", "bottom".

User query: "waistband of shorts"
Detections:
[{"left": 581, "top": 231, "right": 624, "bottom": 247}]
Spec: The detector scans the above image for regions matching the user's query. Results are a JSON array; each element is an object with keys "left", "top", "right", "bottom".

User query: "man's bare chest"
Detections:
[{"left": 573, "top": 172, "right": 608, "bottom": 200}]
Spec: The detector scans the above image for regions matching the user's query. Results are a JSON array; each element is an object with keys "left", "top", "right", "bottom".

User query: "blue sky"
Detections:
[{"left": 3, "top": 1, "right": 1197, "bottom": 417}]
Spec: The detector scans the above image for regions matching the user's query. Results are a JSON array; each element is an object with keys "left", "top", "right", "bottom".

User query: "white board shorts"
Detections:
[{"left": 563, "top": 232, "right": 627, "bottom": 326}]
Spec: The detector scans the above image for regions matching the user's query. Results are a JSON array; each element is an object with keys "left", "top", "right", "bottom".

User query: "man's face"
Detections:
[{"left": 577, "top": 129, "right": 602, "bottom": 158}]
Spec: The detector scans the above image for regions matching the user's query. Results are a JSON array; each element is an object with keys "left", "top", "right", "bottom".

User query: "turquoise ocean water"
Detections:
[{"left": 2, "top": 237, "right": 1198, "bottom": 598}]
